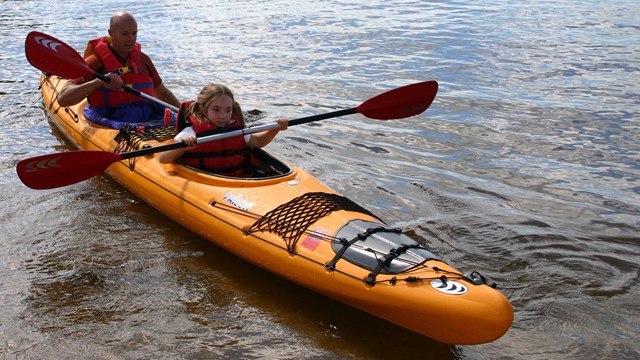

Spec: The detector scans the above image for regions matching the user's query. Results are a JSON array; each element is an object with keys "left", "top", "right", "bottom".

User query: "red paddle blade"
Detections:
[
  {"left": 25, "top": 31, "right": 93, "bottom": 79},
  {"left": 17, "top": 151, "right": 122, "bottom": 190},
  {"left": 356, "top": 80, "right": 438, "bottom": 120}
]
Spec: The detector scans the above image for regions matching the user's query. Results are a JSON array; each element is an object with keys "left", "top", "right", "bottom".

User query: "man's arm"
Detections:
[
  {"left": 154, "top": 83, "right": 181, "bottom": 108},
  {"left": 57, "top": 79, "right": 100, "bottom": 107},
  {"left": 57, "top": 73, "right": 124, "bottom": 107}
]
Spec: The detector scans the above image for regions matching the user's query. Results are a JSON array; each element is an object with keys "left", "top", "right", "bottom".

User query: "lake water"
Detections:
[{"left": 1, "top": 1, "right": 638, "bottom": 359}]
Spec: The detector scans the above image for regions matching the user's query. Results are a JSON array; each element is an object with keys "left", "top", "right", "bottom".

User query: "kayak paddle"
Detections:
[
  {"left": 17, "top": 80, "right": 438, "bottom": 190},
  {"left": 25, "top": 31, "right": 179, "bottom": 113}
]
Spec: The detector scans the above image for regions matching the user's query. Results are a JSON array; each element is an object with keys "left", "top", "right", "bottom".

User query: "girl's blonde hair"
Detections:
[{"left": 186, "top": 83, "right": 246, "bottom": 127}]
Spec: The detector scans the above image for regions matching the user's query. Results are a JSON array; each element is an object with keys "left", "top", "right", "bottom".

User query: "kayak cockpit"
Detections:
[
  {"left": 177, "top": 147, "right": 294, "bottom": 180},
  {"left": 111, "top": 123, "right": 297, "bottom": 186}
]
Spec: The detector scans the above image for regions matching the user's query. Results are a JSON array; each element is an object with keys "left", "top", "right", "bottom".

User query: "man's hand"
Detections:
[{"left": 102, "top": 72, "right": 124, "bottom": 91}]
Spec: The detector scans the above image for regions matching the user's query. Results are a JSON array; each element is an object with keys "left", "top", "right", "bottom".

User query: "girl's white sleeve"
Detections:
[{"left": 175, "top": 126, "right": 196, "bottom": 141}]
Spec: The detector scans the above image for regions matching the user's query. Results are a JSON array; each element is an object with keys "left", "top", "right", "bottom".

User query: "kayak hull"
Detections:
[{"left": 38, "top": 74, "right": 513, "bottom": 344}]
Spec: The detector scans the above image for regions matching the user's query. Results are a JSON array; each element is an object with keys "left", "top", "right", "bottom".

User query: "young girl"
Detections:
[{"left": 159, "top": 83, "right": 288, "bottom": 176}]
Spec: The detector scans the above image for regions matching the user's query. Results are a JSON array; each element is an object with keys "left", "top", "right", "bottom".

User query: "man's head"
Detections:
[{"left": 108, "top": 11, "right": 137, "bottom": 58}]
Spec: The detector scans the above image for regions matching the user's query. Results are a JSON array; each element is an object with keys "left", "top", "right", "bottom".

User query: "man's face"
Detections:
[{"left": 108, "top": 18, "right": 137, "bottom": 58}]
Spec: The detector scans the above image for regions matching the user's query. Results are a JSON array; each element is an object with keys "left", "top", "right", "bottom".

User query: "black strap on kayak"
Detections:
[
  {"left": 324, "top": 237, "right": 357, "bottom": 271},
  {"left": 462, "top": 271, "right": 497, "bottom": 289},
  {"left": 365, "top": 243, "right": 421, "bottom": 285},
  {"left": 324, "top": 227, "right": 402, "bottom": 271},
  {"left": 358, "top": 226, "right": 402, "bottom": 239}
]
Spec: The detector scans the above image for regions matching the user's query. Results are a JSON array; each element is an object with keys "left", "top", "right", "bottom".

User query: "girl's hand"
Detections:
[
  {"left": 175, "top": 126, "right": 197, "bottom": 146},
  {"left": 275, "top": 117, "right": 289, "bottom": 130},
  {"left": 182, "top": 135, "right": 197, "bottom": 147}
]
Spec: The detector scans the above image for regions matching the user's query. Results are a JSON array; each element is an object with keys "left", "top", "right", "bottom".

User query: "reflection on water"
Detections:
[{"left": 1, "top": 0, "right": 639, "bottom": 359}]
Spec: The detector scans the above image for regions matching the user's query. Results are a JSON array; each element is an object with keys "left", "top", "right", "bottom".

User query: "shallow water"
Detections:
[{"left": 1, "top": 1, "right": 639, "bottom": 359}]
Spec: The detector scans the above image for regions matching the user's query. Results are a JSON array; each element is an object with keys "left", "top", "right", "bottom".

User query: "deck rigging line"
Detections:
[{"left": 248, "top": 192, "right": 381, "bottom": 252}]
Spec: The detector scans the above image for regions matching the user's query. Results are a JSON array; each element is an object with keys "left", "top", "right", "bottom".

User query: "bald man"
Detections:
[{"left": 58, "top": 11, "right": 180, "bottom": 128}]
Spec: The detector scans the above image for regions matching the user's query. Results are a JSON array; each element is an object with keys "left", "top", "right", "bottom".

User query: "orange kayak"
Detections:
[{"left": 36, "top": 74, "right": 513, "bottom": 344}]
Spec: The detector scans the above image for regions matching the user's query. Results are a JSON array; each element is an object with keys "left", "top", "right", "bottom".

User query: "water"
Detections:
[{"left": 1, "top": 1, "right": 639, "bottom": 359}]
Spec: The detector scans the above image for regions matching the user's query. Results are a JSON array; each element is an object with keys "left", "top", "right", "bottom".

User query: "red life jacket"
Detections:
[
  {"left": 86, "top": 37, "right": 155, "bottom": 108},
  {"left": 178, "top": 101, "right": 247, "bottom": 176}
]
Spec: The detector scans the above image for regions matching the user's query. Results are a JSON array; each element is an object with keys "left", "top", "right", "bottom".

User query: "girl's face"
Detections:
[{"left": 204, "top": 94, "right": 233, "bottom": 127}]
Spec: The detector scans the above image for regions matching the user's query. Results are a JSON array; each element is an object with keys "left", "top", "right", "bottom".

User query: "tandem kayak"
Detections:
[{"left": 20, "top": 74, "right": 513, "bottom": 345}]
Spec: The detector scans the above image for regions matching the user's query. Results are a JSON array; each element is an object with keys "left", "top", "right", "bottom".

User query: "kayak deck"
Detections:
[{"left": 37, "top": 74, "right": 514, "bottom": 344}]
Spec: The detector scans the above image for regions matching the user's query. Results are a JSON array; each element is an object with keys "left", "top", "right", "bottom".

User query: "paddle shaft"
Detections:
[
  {"left": 92, "top": 73, "right": 179, "bottom": 113},
  {"left": 26, "top": 32, "right": 439, "bottom": 119},
  {"left": 17, "top": 79, "right": 437, "bottom": 189},
  {"left": 121, "top": 108, "right": 358, "bottom": 160}
]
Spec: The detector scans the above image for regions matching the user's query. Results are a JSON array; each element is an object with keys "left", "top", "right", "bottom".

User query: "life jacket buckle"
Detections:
[{"left": 117, "top": 66, "right": 132, "bottom": 74}]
